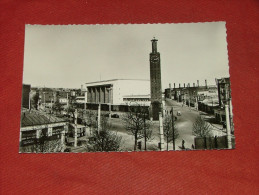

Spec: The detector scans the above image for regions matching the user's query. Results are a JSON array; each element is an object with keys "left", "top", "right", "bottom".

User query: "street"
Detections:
[{"left": 164, "top": 99, "right": 199, "bottom": 150}]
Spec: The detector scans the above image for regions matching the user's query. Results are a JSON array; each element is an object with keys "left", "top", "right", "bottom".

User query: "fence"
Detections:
[{"left": 194, "top": 135, "right": 235, "bottom": 149}]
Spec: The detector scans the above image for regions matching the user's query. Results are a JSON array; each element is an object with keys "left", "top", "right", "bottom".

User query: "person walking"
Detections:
[{"left": 182, "top": 139, "right": 185, "bottom": 149}]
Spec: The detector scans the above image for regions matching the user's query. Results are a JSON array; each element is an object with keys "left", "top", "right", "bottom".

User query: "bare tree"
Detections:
[
  {"left": 163, "top": 114, "right": 179, "bottom": 150},
  {"left": 192, "top": 115, "right": 212, "bottom": 137},
  {"left": 83, "top": 110, "right": 97, "bottom": 135},
  {"left": 87, "top": 115, "right": 122, "bottom": 152},
  {"left": 122, "top": 103, "right": 153, "bottom": 151}
]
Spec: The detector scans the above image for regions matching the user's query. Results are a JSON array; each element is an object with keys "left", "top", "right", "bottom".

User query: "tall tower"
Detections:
[{"left": 150, "top": 38, "right": 162, "bottom": 120}]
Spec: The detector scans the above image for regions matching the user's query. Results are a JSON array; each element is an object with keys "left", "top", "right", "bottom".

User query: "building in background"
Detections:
[
  {"left": 20, "top": 108, "right": 68, "bottom": 150},
  {"left": 214, "top": 77, "right": 232, "bottom": 126},
  {"left": 165, "top": 80, "right": 218, "bottom": 108},
  {"left": 22, "top": 84, "right": 31, "bottom": 109},
  {"left": 85, "top": 79, "right": 150, "bottom": 106}
]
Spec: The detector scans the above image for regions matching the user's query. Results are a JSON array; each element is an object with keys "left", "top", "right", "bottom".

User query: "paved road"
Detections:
[{"left": 164, "top": 99, "right": 199, "bottom": 149}]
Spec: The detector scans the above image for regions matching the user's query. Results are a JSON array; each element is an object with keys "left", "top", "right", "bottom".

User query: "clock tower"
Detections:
[{"left": 150, "top": 38, "right": 162, "bottom": 120}]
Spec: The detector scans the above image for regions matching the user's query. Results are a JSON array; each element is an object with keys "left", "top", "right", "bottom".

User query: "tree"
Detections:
[
  {"left": 122, "top": 104, "right": 153, "bottom": 151},
  {"left": 87, "top": 115, "right": 122, "bottom": 152},
  {"left": 163, "top": 113, "right": 179, "bottom": 150},
  {"left": 83, "top": 110, "right": 97, "bottom": 135},
  {"left": 53, "top": 100, "right": 63, "bottom": 114},
  {"left": 32, "top": 92, "right": 39, "bottom": 110},
  {"left": 192, "top": 115, "right": 212, "bottom": 137}
]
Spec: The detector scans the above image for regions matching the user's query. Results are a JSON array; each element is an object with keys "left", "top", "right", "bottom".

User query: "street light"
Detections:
[
  {"left": 43, "top": 92, "right": 46, "bottom": 111},
  {"left": 107, "top": 86, "right": 113, "bottom": 119}
]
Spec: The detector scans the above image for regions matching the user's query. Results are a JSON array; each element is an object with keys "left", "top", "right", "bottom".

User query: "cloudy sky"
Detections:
[{"left": 23, "top": 22, "right": 229, "bottom": 89}]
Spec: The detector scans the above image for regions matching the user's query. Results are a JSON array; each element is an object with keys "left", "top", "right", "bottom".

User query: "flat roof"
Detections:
[
  {"left": 86, "top": 79, "right": 150, "bottom": 85},
  {"left": 123, "top": 94, "right": 150, "bottom": 98}
]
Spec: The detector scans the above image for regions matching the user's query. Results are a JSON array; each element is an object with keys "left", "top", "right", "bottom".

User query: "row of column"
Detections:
[{"left": 87, "top": 85, "right": 113, "bottom": 104}]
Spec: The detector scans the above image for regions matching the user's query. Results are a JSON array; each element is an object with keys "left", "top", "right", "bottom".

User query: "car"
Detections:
[
  {"left": 111, "top": 114, "right": 119, "bottom": 118},
  {"left": 177, "top": 111, "right": 181, "bottom": 116}
]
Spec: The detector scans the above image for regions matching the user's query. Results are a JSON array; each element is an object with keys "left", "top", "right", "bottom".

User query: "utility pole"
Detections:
[
  {"left": 28, "top": 91, "right": 31, "bottom": 110},
  {"left": 43, "top": 92, "right": 46, "bottom": 111},
  {"left": 84, "top": 91, "right": 87, "bottom": 111},
  {"left": 159, "top": 112, "right": 165, "bottom": 151},
  {"left": 108, "top": 87, "right": 112, "bottom": 119},
  {"left": 229, "top": 98, "right": 234, "bottom": 133},
  {"left": 74, "top": 109, "right": 78, "bottom": 147},
  {"left": 144, "top": 112, "right": 147, "bottom": 151},
  {"left": 225, "top": 104, "right": 232, "bottom": 149},
  {"left": 169, "top": 83, "right": 172, "bottom": 99},
  {"left": 66, "top": 92, "right": 69, "bottom": 113},
  {"left": 171, "top": 107, "right": 176, "bottom": 150},
  {"left": 97, "top": 103, "right": 101, "bottom": 134}
]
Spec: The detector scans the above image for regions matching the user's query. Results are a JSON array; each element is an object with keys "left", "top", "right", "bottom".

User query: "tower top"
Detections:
[
  {"left": 151, "top": 37, "right": 158, "bottom": 53},
  {"left": 151, "top": 37, "right": 158, "bottom": 42}
]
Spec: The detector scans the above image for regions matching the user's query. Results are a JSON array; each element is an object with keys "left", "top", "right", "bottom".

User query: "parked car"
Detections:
[
  {"left": 111, "top": 114, "right": 119, "bottom": 118},
  {"left": 177, "top": 111, "right": 181, "bottom": 116}
]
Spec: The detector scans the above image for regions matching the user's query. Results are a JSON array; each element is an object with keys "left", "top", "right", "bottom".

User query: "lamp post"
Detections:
[
  {"left": 43, "top": 92, "right": 46, "bottom": 111},
  {"left": 28, "top": 91, "right": 31, "bottom": 110},
  {"left": 159, "top": 112, "right": 165, "bottom": 151},
  {"left": 84, "top": 90, "right": 87, "bottom": 111},
  {"left": 107, "top": 87, "right": 112, "bottom": 119},
  {"left": 74, "top": 109, "right": 78, "bottom": 147}
]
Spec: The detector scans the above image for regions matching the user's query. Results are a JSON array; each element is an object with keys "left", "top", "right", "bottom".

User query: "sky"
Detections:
[{"left": 23, "top": 22, "right": 229, "bottom": 90}]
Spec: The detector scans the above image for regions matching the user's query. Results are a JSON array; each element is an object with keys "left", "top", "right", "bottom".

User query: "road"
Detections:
[
  {"left": 164, "top": 99, "right": 199, "bottom": 149},
  {"left": 68, "top": 100, "right": 200, "bottom": 151},
  {"left": 107, "top": 99, "right": 200, "bottom": 151}
]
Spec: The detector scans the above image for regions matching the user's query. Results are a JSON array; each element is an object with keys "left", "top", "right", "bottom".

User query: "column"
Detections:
[
  {"left": 36, "top": 129, "right": 41, "bottom": 139},
  {"left": 96, "top": 87, "right": 100, "bottom": 103},
  {"left": 19, "top": 131, "right": 22, "bottom": 142},
  {"left": 110, "top": 86, "right": 113, "bottom": 104},
  {"left": 105, "top": 86, "right": 109, "bottom": 103},
  {"left": 100, "top": 87, "right": 104, "bottom": 103},
  {"left": 61, "top": 129, "right": 65, "bottom": 148},
  {"left": 92, "top": 88, "right": 96, "bottom": 103},
  {"left": 87, "top": 88, "right": 91, "bottom": 103},
  {"left": 48, "top": 127, "right": 53, "bottom": 137}
]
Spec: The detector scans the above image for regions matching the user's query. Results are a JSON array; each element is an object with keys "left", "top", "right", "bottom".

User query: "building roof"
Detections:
[
  {"left": 216, "top": 77, "right": 230, "bottom": 84},
  {"left": 123, "top": 94, "right": 151, "bottom": 98},
  {"left": 85, "top": 79, "right": 150, "bottom": 85},
  {"left": 165, "top": 85, "right": 217, "bottom": 90},
  {"left": 21, "top": 109, "right": 67, "bottom": 127}
]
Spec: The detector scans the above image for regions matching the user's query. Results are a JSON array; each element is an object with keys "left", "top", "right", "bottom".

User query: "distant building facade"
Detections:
[
  {"left": 165, "top": 80, "right": 218, "bottom": 107},
  {"left": 20, "top": 109, "right": 68, "bottom": 150},
  {"left": 22, "top": 84, "right": 31, "bottom": 109},
  {"left": 214, "top": 77, "right": 232, "bottom": 126},
  {"left": 85, "top": 79, "right": 150, "bottom": 106}
]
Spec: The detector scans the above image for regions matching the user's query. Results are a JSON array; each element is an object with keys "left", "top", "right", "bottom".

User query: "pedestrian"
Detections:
[{"left": 182, "top": 139, "right": 185, "bottom": 149}]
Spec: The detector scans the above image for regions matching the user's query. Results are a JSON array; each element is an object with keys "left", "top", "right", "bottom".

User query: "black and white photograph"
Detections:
[{"left": 20, "top": 22, "right": 235, "bottom": 153}]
